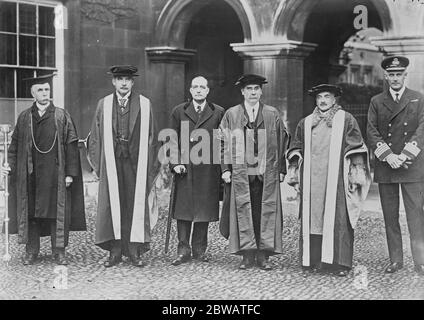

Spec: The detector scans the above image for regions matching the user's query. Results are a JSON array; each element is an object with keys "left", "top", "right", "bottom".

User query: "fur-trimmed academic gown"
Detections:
[
  {"left": 288, "top": 108, "right": 371, "bottom": 268},
  {"left": 219, "top": 103, "right": 289, "bottom": 255},
  {"left": 7, "top": 103, "right": 86, "bottom": 247},
  {"left": 88, "top": 92, "right": 159, "bottom": 251}
]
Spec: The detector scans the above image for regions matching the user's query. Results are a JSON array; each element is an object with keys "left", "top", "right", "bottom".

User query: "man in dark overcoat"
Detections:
[
  {"left": 1, "top": 74, "right": 86, "bottom": 265},
  {"left": 367, "top": 56, "right": 424, "bottom": 275},
  {"left": 168, "top": 76, "right": 225, "bottom": 265}
]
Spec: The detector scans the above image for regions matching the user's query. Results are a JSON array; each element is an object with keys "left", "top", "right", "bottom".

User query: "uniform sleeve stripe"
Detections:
[
  {"left": 375, "top": 142, "right": 391, "bottom": 160},
  {"left": 403, "top": 142, "right": 421, "bottom": 158},
  {"left": 379, "top": 149, "right": 393, "bottom": 161}
]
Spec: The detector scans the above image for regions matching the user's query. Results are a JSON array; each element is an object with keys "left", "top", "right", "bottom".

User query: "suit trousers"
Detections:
[
  {"left": 26, "top": 218, "right": 64, "bottom": 255},
  {"left": 249, "top": 176, "right": 263, "bottom": 249},
  {"left": 379, "top": 182, "right": 424, "bottom": 265},
  {"left": 111, "top": 155, "right": 142, "bottom": 258},
  {"left": 177, "top": 220, "right": 209, "bottom": 257}
]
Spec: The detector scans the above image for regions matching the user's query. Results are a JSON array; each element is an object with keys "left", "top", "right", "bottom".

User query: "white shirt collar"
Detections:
[
  {"left": 244, "top": 102, "right": 260, "bottom": 122},
  {"left": 116, "top": 91, "right": 131, "bottom": 106},
  {"left": 193, "top": 100, "right": 207, "bottom": 112},
  {"left": 389, "top": 86, "right": 406, "bottom": 102},
  {"left": 36, "top": 102, "right": 49, "bottom": 116}
]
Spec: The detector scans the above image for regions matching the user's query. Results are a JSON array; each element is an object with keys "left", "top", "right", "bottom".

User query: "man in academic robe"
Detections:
[
  {"left": 1, "top": 74, "right": 86, "bottom": 265},
  {"left": 367, "top": 56, "right": 424, "bottom": 275},
  {"left": 287, "top": 84, "right": 371, "bottom": 277},
  {"left": 168, "top": 76, "right": 225, "bottom": 266},
  {"left": 218, "top": 74, "right": 290, "bottom": 270},
  {"left": 87, "top": 65, "right": 159, "bottom": 268}
]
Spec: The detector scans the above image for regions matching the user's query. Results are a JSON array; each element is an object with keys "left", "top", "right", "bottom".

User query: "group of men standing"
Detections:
[{"left": 1, "top": 55, "right": 424, "bottom": 277}]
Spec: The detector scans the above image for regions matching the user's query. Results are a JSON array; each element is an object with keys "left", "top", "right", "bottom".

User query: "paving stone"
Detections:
[{"left": 1, "top": 190, "right": 424, "bottom": 300}]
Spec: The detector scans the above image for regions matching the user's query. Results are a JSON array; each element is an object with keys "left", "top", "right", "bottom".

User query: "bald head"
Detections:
[{"left": 190, "top": 76, "right": 209, "bottom": 103}]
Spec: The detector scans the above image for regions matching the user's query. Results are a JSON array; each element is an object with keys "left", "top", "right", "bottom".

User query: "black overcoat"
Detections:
[{"left": 169, "top": 101, "right": 225, "bottom": 222}]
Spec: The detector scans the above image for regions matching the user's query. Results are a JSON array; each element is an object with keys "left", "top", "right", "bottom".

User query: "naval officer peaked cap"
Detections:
[{"left": 381, "top": 56, "right": 409, "bottom": 72}]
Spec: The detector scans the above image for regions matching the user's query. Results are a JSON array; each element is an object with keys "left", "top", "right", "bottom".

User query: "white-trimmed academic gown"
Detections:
[
  {"left": 87, "top": 92, "right": 159, "bottom": 251},
  {"left": 287, "top": 109, "right": 371, "bottom": 268}
]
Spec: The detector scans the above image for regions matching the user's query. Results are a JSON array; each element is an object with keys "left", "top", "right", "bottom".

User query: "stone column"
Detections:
[
  {"left": 145, "top": 46, "right": 196, "bottom": 132},
  {"left": 371, "top": 36, "right": 424, "bottom": 93},
  {"left": 230, "top": 41, "right": 317, "bottom": 134}
]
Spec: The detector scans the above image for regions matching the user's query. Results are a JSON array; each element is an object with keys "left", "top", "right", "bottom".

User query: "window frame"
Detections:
[{"left": 0, "top": 0, "right": 65, "bottom": 125}]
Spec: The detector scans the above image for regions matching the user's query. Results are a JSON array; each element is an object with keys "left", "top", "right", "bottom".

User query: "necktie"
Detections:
[
  {"left": 196, "top": 105, "right": 202, "bottom": 114},
  {"left": 119, "top": 98, "right": 127, "bottom": 110},
  {"left": 251, "top": 108, "right": 255, "bottom": 122},
  {"left": 395, "top": 93, "right": 400, "bottom": 104}
]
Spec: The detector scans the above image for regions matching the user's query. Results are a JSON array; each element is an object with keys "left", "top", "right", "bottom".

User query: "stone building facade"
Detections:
[{"left": 1, "top": 0, "right": 423, "bottom": 136}]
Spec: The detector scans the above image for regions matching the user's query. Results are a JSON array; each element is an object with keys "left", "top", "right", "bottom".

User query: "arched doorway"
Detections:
[
  {"left": 149, "top": 0, "right": 251, "bottom": 132},
  {"left": 301, "top": 0, "right": 387, "bottom": 117},
  {"left": 184, "top": 1, "right": 244, "bottom": 108}
]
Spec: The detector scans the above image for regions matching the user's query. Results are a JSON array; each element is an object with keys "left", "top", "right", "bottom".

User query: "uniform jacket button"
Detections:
[
  {"left": 404, "top": 132, "right": 408, "bottom": 136},
  {"left": 388, "top": 124, "right": 392, "bottom": 127},
  {"left": 388, "top": 133, "right": 392, "bottom": 137},
  {"left": 388, "top": 143, "right": 392, "bottom": 146},
  {"left": 404, "top": 123, "right": 408, "bottom": 126}
]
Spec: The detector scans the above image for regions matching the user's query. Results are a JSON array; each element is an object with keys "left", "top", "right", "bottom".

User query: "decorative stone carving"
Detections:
[{"left": 81, "top": 0, "right": 138, "bottom": 23}]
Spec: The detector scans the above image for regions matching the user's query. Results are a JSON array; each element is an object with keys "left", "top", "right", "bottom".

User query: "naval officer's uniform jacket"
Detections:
[{"left": 367, "top": 86, "right": 424, "bottom": 265}]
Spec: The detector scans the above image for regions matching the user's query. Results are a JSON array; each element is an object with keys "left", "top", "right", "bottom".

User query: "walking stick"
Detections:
[
  {"left": 164, "top": 174, "right": 177, "bottom": 254},
  {"left": 1, "top": 124, "right": 11, "bottom": 263}
]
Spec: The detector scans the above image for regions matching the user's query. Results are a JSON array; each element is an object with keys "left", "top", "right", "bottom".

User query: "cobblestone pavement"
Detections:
[{"left": 1, "top": 189, "right": 424, "bottom": 300}]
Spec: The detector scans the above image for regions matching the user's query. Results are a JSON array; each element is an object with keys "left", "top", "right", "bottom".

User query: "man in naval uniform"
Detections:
[{"left": 367, "top": 56, "right": 424, "bottom": 275}]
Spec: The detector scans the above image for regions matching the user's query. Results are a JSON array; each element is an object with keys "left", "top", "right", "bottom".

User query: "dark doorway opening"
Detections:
[
  {"left": 185, "top": 0, "right": 244, "bottom": 109},
  {"left": 303, "top": 0, "right": 384, "bottom": 121}
]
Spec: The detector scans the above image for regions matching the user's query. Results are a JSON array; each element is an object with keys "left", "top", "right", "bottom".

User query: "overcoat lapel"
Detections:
[
  {"left": 195, "top": 102, "right": 213, "bottom": 128},
  {"left": 184, "top": 102, "right": 199, "bottom": 124}
]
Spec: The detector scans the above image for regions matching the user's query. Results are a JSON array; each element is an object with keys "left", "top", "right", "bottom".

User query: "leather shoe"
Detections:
[
  {"left": 193, "top": 253, "right": 209, "bottom": 262},
  {"left": 385, "top": 262, "right": 403, "bottom": 273},
  {"left": 171, "top": 254, "right": 191, "bottom": 266},
  {"left": 239, "top": 257, "right": 254, "bottom": 270},
  {"left": 54, "top": 252, "right": 69, "bottom": 266},
  {"left": 129, "top": 255, "right": 145, "bottom": 268},
  {"left": 257, "top": 260, "right": 273, "bottom": 271},
  {"left": 414, "top": 264, "right": 424, "bottom": 275},
  {"left": 104, "top": 255, "right": 122, "bottom": 268},
  {"left": 334, "top": 269, "right": 349, "bottom": 277},
  {"left": 22, "top": 253, "right": 38, "bottom": 265}
]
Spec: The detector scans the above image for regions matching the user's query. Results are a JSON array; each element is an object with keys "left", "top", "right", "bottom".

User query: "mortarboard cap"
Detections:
[{"left": 22, "top": 73, "right": 56, "bottom": 86}]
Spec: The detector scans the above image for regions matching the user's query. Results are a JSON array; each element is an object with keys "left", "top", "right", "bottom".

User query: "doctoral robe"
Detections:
[
  {"left": 88, "top": 92, "right": 160, "bottom": 252},
  {"left": 288, "top": 109, "right": 371, "bottom": 268},
  {"left": 219, "top": 103, "right": 289, "bottom": 255}
]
